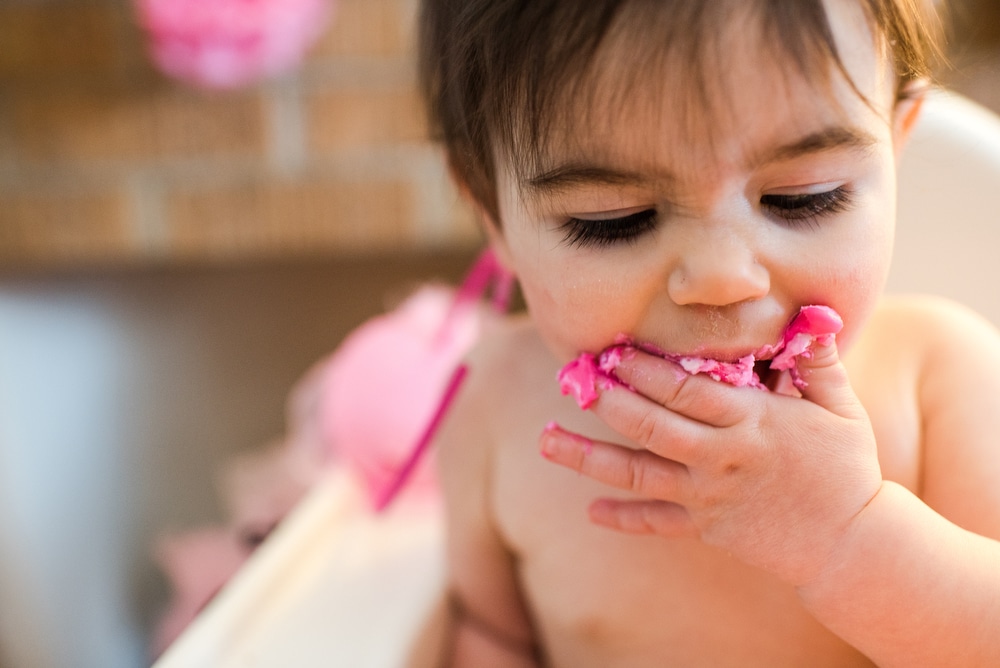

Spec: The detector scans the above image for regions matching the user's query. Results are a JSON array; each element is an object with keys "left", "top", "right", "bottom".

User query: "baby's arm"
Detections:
[
  {"left": 796, "top": 298, "right": 1000, "bottom": 666},
  {"left": 435, "top": 355, "right": 540, "bottom": 667}
]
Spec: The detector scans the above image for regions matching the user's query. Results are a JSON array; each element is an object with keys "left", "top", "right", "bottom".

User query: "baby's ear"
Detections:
[{"left": 892, "top": 81, "right": 927, "bottom": 160}]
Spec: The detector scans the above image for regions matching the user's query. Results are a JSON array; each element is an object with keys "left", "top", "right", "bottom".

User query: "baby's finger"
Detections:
[
  {"left": 588, "top": 498, "right": 695, "bottom": 537},
  {"left": 791, "top": 337, "right": 865, "bottom": 419},
  {"left": 612, "top": 349, "right": 756, "bottom": 427},
  {"left": 540, "top": 422, "right": 691, "bottom": 500},
  {"left": 588, "top": 383, "right": 718, "bottom": 467}
]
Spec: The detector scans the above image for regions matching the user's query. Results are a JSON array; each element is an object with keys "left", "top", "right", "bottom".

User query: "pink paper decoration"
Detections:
[{"left": 135, "top": 0, "right": 335, "bottom": 89}]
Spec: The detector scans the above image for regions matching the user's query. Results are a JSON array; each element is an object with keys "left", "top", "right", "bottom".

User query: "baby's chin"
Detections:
[{"left": 558, "top": 305, "right": 843, "bottom": 408}]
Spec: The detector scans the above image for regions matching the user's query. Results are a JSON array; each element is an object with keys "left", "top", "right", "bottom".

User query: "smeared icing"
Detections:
[{"left": 558, "top": 305, "right": 843, "bottom": 408}]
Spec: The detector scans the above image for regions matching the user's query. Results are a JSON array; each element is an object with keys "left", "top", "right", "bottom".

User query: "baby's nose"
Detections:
[{"left": 666, "top": 232, "right": 769, "bottom": 307}]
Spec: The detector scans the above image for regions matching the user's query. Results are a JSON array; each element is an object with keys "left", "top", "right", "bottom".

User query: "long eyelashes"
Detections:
[
  {"left": 558, "top": 208, "right": 658, "bottom": 248},
  {"left": 760, "top": 187, "right": 852, "bottom": 227},
  {"left": 559, "top": 188, "right": 853, "bottom": 249}
]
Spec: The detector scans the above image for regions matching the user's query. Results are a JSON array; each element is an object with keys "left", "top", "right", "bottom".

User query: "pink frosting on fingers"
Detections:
[{"left": 557, "top": 305, "right": 843, "bottom": 408}]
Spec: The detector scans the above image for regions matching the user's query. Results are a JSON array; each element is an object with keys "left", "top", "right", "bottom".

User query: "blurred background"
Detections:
[
  {"left": 0, "top": 0, "right": 997, "bottom": 666},
  {"left": 0, "top": 0, "right": 479, "bottom": 268}
]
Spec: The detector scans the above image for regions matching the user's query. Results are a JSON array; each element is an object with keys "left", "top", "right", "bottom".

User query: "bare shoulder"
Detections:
[
  {"left": 864, "top": 295, "right": 1000, "bottom": 536},
  {"left": 865, "top": 294, "right": 1000, "bottom": 349},
  {"left": 848, "top": 295, "right": 1000, "bottom": 383},
  {"left": 435, "top": 312, "right": 556, "bottom": 478},
  {"left": 864, "top": 294, "right": 1000, "bottom": 413},
  {"left": 465, "top": 313, "right": 559, "bottom": 390}
]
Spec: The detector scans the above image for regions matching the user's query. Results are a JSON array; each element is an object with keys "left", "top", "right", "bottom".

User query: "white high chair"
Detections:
[
  {"left": 2, "top": 90, "right": 999, "bottom": 668},
  {"left": 888, "top": 90, "right": 1000, "bottom": 322}
]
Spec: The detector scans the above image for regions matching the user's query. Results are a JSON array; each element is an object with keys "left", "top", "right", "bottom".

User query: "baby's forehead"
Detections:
[
  {"left": 511, "top": 63, "right": 871, "bottom": 190},
  {"left": 502, "top": 0, "right": 892, "bottom": 188}
]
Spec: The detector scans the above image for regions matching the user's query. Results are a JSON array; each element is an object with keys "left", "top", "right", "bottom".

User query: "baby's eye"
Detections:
[
  {"left": 760, "top": 187, "right": 852, "bottom": 226},
  {"left": 559, "top": 208, "right": 658, "bottom": 248}
]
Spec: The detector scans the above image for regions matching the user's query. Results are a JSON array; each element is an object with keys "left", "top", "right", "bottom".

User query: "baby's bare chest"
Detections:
[
  {"left": 495, "top": 450, "right": 874, "bottom": 667},
  {"left": 525, "top": 539, "right": 871, "bottom": 666}
]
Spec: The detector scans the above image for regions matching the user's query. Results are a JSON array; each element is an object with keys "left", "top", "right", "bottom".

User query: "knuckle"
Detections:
[
  {"left": 670, "top": 379, "right": 698, "bottom": 411},
  {"left": 667, "top": 375, "right": 743, "bottom": 427},
  {"left": 626, "top": 452, "right": 647, "bottom": 493},
  {"left": 632, "top": 408, "right": 663, "bottom": 447},
  {"left": 639, "top": 505, "right": 661, "bottom": 533},
  {"left": 807, "top": 342, "right": 840, "bottom": 369}
]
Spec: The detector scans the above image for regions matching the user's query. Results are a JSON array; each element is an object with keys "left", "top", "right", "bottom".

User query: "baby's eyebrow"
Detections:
[
  {"left": 760, "top": 125, "right": 879, "bottom": 164},
  {"left": 522, "top": 126, "right": 877, "bottom": 197},
  {"left": 523, "top": 164, "right": 665, "bottom": 198}
]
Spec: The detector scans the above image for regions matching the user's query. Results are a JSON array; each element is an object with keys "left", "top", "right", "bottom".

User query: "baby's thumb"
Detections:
[{"left": 794, "top": 337, "right": 860, "bottom": 417}]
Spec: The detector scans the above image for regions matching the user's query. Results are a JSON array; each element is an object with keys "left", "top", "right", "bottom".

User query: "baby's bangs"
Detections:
[
  {"left": 499, "top": 0, "right": 858, "bottom": 186},
  {"left": 489, "top": 3, "right": 626, "bottom": 191}
]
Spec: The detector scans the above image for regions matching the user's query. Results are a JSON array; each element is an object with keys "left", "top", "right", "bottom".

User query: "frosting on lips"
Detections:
[{"left": 558, "top": 305, "right": 843, "bottom": 409}]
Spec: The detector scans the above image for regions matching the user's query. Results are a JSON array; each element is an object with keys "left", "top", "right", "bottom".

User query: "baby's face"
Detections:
[{"left": 489, "top": 0, "right": 912, "bottom": 363}]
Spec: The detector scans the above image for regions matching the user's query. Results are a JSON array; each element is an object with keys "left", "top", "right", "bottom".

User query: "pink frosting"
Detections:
[{"left": 558, "top": 305, "right": 843, "bottom": 408}]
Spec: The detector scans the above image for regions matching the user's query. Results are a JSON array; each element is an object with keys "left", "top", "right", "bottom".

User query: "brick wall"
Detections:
[{"left": 0, "top": 0, "right": 479, "bottom": 271}]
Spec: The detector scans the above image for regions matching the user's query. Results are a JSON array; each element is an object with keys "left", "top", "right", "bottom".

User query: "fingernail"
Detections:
[
  {"left": 540, "top": 422, "right": 592, "bottom": 459},
  {"left": 540, "top": 421, "right": 561, "bottom": 459}
]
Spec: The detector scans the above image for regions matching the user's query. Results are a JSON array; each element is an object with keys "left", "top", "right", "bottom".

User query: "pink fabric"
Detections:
[
  {"left": 135, "top": 0, "right": 334, "bottom": 89},
  {"left": 320, "top": 250, "right": 512, "bottom": 510},
  {"left": 372, "top": 363, "right": 469, "bottom": 511},
  {"left": 318, "top": 286, "right": 487, "bottom": 507}
]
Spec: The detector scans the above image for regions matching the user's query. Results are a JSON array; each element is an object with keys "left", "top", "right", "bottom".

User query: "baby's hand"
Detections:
[{"left": 541, "top": 337, "right": 883, "bottom": 587}]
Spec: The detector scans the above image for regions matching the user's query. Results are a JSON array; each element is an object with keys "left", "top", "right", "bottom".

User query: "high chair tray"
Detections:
[{"left": 153, "top": 470, "right": 447, "bottom": 668}]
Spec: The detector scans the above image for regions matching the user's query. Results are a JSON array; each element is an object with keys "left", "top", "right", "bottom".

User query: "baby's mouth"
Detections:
[
  {"left": 558, "top": 305, "right": 843, "bottom": 408},
  {"left": 753, "top": 357, "right": 781, "bottom": 391}
]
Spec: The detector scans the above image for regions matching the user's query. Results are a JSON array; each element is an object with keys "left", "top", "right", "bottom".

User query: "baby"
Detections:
[{"left": 420, "top": 0, "right": 1000, "bottom": 665}]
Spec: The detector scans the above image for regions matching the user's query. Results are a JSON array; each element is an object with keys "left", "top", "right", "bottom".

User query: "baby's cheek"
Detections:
[
  {"left": 823, "top": 266, "right": 886, "bottom": 344},
  {"left": 516, "top": 254, "right": 654, "bottom": 359},
  {"left": 538, "top": 288, "right": 638, "bottom": 362}
]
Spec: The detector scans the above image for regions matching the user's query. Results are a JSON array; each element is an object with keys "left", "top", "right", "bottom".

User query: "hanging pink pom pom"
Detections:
[{"left": 135, "top": 0, "right": 335, "bottom": 89}]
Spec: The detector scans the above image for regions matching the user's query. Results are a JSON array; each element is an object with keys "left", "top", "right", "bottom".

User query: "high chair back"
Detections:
[{"left": 889, "top": 90, "right": 1000, "bottom": 321}]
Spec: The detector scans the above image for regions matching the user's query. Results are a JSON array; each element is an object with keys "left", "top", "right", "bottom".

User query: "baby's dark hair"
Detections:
[{"left": 419, "top": 0, "right": 944, "bottom": 222}]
